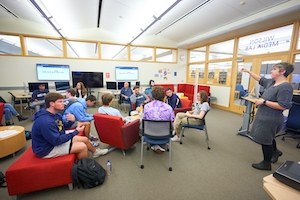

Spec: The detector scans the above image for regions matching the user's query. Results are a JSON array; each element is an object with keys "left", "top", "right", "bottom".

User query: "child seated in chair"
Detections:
[
  {"left": 98, "top": 93, "right": 132, "bottom": 124},
  {"left": 171, "top": 90, "right": 210, "bottom": 142}
]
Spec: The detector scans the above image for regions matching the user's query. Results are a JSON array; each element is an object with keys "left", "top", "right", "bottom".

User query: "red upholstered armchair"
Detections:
[
  {"left": 93, "top": 113, "right": 140, "bottom": 156},
  {"left": 0, "top": 102, "right": 4, "bottom": 125},
  {"left": 174, "top": 99, "right": 192, "bottom": 116}
]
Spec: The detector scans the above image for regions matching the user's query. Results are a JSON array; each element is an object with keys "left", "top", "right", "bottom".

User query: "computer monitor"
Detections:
[
  {"left": 28, "top": 82, "right": 49, "bottom": 93},
  {"left": 117, "top": 82, "right": 131, "bottom": 90},
  {"left": 135, "top": 81, "right": 140, "bottom": 86},
  {"left": 55, "top": 81, "right": 70, "bottom": 91},
  {"left": 106, "top": 81, "right": 117, "bottom": 90}
]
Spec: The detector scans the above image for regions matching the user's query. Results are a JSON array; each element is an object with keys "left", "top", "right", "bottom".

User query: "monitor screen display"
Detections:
[
  {"left": 36, "top": 64, "right": 70, "bottom": 81},
  {"left": 106, "top": 82, "right": 117, "bottom": 90},
  {"left": 117, "top": 82, "right": 131, "bottom": 90},
  {"left": 55, "top": 81, "right": 70, "bottom": 91},
  {"left": 115, "top": 66, "right": 138, "bottom": 81},
  {"left": 72, "top": 71, "right": 103, "bottom": 88},
  {"left": 28, "top": 82, "right": 49, "bottom": 92}
]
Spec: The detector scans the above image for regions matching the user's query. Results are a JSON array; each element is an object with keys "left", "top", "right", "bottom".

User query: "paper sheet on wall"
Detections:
[{"left": 0, "top": 130, "right": 18, "bottom": 138}]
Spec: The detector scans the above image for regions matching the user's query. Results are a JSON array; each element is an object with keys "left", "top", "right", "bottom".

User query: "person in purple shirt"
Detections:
[{"left": 143, "top": 86, "right": 175, "bottom": 153}]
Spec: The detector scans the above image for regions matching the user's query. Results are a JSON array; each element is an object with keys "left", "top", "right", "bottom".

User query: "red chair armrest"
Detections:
[{"left": 121, "top": 119, "right": 140, "bottom": 150}]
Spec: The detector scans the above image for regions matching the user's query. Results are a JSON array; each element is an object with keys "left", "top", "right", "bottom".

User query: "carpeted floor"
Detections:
[{"left": 0, "top": 106, "right": 299, "bottom": 200}]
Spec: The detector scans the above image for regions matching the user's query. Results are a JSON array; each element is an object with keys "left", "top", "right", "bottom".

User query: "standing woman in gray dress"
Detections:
[{"left": 242, "top": 62, "right": 294, "bottom": 171}]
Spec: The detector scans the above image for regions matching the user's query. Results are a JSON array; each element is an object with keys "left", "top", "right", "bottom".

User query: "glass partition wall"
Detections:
[{"left": 188, "top": 22, "right": 300, "bottom": 113}]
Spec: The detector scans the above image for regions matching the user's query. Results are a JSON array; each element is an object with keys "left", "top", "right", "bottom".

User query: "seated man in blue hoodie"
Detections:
[
  {"left": 31, "top": 92, "right": 108, "bottom": 159},
  {"left": 30, "top": 83, "right": 49, "bottom": 114},
  {"left": 62, "top": 89, "right": 99, "bottom": 147},
  {"left": 165, "top": 88, "right": 182, "bottom": 110}
]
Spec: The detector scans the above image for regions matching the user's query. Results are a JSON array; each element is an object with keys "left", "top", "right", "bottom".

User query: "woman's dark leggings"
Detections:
[{"left": 261, "top": 140, "right": 277, "bottom": 162}]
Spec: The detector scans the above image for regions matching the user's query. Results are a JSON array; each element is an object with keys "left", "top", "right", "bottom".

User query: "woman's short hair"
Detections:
[
  {"left": 273, "top": 62, "right": 294, "bottom": 77},
  {"left": 101, "top": 93, "right": 114, "bottom": 105},
  {"left": 199, "top": 90, "right": 208, "bottom": 103},
  {"left": 152, "top": 86, "right": 165, "bottom": 101},
  {"left": 45, "top": 92, "right": 64, "bottom": 108}
]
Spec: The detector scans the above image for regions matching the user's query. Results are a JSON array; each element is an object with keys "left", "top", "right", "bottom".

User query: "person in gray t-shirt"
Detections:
[
  {"left": 172, "top": 91, "right": 210, "bottom": 142},
  {"left": 242, "top": 62, "right": 294, "bottom": 171}
]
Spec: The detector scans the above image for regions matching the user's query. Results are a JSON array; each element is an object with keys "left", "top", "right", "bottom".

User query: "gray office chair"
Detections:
[
  {"left": 140, "top": 119, "right": 173, "bottom": 171},
  {"left": 179, "top": 111, "right": 210, "bottom": 150}
]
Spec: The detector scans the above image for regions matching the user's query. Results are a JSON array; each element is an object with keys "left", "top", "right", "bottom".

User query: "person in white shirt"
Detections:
[{"left": 75, "top": 82, "right": 87, "bottom": 99}]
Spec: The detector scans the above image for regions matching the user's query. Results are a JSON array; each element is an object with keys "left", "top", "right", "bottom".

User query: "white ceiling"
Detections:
[{"left": 0, "top": 0, "right": 300, "bottom": 49}]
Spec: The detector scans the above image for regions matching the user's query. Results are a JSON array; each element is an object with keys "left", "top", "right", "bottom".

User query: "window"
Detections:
[
  {"left": 209, "top": 40, "right": 234, "bottom": 60},
  {"left": 101, "top": 44, "right": 128, "bottom": 60},
  {"left": 292, "top": 54, "right": 300, "bottom": 90},
  {"left": 238, "top": 25, "right": 293, "bottom": 56},
  {"left": 0, "top": 34, "right": 22, "bottom": 55},
  {"left": 208, "top": 61, "right": 232, "bottom": 85},
  {"left": 189, "top": 64, "right": 205, "bottom": 83},
  {"left": 130, "top": 46, "right": 153, "bottom": 61},
  {"left": 25, "top": 37, "right": 63, "bottom": 57},
  {"left": 155, "top": 48, "right": 176, "bottom": 62},
  {"left": 67, "top": 41, "right": 98, "bottom": 58},
  {"left": 189, "top": 47, "right": 206, "bottom": 62}
]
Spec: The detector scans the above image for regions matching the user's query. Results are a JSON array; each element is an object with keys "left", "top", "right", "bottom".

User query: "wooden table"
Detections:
[
  {"left": 13, "top": 93, "right": 31, "bottom": 115},
  {"left": 263, "top": 174, "right": 300, "bottom": 200},
  {"left": 0, "top": 125, "right": 26, "bottom": 158}
]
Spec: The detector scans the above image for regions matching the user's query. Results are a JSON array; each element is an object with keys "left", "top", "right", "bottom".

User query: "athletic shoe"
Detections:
[
  {"left": 171, "top": 135, "right": 180, "bottom": 142},
  {"left": 92, "top": 148, "right": 108, "bottom": 158},
  {"left": 151, "top": 145, "right": 165, "bottom": 154}
]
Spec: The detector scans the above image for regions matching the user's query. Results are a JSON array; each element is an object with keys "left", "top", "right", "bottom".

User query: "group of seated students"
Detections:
[{"left": 30, "top": 81, "right": 210, "bottom": 160}]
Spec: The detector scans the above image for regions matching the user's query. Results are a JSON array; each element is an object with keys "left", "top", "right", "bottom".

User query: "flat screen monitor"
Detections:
[
  {"left": 28, "top": 82, "right": 49, "bottom": 93},
  {"left": 106, "top": 81, "right": 117, "bottom": 90},
  {"left": 72, "top": 71, "right": 103, "bottom": 88},
  {"left": 36, "top": 64, "right": 70, "bottom": 81},
  {"left": 55, "top": 81, "right": 70, "bottom": 91},
  {"left": 115, "top": 66, "right": 138, "bottom": 81},
  {"left": 117, "top": 82, "right": 131, "bottom": 90}
]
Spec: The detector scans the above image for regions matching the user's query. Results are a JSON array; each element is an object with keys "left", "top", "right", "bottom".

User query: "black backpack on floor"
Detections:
[
  {"left": 72, "top": 158, "right": 106, "bottom": 189},
  {"left": 0, "top": 171, "right": 6, "bottom": 188}
]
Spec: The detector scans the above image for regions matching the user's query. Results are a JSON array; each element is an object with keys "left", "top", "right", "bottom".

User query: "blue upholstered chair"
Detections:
[
  {"left": 179, "top": 111, "right": 210, "bottom": 150},
  {"left": 140, "top": 119, "right": 173, "bottom": 171},
  {"left": 235, "top": 84, "right": 248, "bottom": 98}
]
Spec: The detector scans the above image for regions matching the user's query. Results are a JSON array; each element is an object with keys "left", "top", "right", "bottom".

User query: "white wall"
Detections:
[
  {"left": 210, "top": 85, "right": 230, "bottom": 107},
  {"left": 0, "top": 54, "right": 187, "bottom": 100}
]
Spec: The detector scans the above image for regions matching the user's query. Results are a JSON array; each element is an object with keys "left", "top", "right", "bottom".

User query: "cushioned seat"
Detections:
[{"left": 6, "top": 146, "right": 76, "bottom": 199}]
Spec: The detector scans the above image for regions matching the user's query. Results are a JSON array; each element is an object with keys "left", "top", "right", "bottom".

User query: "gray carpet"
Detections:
[{"left": 1, "top": 106, "right": 299, "bottom": 200}]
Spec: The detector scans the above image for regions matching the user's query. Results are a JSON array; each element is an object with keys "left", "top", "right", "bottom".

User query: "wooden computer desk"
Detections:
[
  {"left": 12, "top": 93, "right": 31, "bottom": 116},
  {"left": 237, "top": 96, "right": 258, "bottom": 138},
  {"left": 263, "top": 174, "right": 300, "bottom": 200}
]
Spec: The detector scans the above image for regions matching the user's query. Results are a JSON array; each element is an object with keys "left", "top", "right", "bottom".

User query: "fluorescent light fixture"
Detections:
[{"left": 28, "top": 0, "right": 66, "bottom": 38}]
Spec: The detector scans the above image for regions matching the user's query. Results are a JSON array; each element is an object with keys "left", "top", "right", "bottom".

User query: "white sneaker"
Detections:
[
  {"left": 151, "top": 145, "right": 165, "bottom": 153},
  {"left": 92, "top": 148, "right": 108, "bottom": 158},
  {"left": 171, "top": 135, "right": 180, "bottom": 142}
]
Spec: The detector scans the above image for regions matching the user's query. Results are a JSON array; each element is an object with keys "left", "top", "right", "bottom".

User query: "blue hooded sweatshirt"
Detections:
[
  {"left": 31, "top": 108, "right": 78, "bottom": 158},
  {"left": 62, "top": 98, "right": 94, "bottom": 123}
]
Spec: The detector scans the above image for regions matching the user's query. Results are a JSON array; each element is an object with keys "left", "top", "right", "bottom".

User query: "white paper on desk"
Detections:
[{"left": 0, "top": 130, "right": 18, "bottom": 138}]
